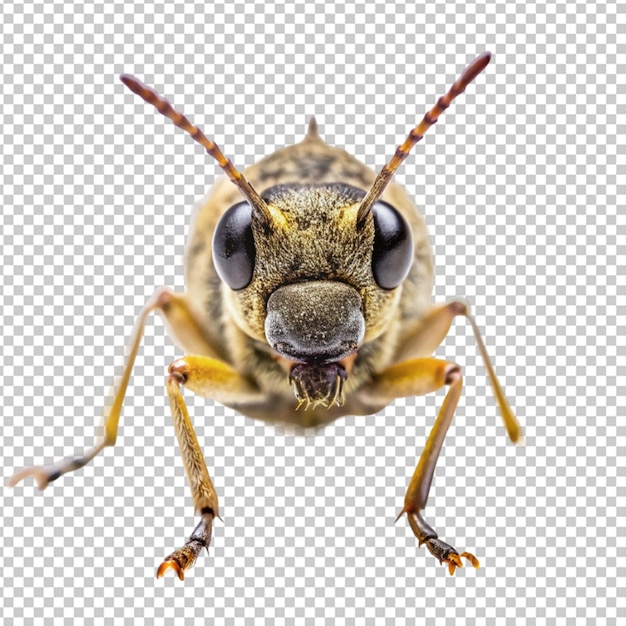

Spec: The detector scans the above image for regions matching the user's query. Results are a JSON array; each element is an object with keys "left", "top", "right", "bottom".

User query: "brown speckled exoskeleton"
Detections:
[{"left": 9, "top": 53, "right": 522, "bottom": 579}]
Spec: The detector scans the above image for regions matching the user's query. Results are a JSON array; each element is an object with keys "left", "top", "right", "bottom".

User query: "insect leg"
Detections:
[
  {"left": 395, "top": 301, "right": 522, "bottom": 444},
  {"left": 157, "top": 356, "right": 262, "bottom": 580},
  {"left": 363, "top": 358, "right": 478, "bottom": 575},
  {"left": 8, "top": 287, "right": 217, "bottom": 490},
  {"left": 393, "top": 302, "right": 469, "bottom": 362}
]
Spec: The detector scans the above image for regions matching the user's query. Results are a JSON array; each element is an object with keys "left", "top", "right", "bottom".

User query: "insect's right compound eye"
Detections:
[{"left": 212, "top": 201, "right": 256, "bottom": 290}]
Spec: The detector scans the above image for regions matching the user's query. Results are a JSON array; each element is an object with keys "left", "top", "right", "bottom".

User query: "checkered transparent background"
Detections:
[{"left": 1, "top": 0, "right": 623, "bottom": 624}]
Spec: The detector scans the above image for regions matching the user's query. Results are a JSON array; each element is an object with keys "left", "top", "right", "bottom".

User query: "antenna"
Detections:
[
  {"left": 120, "top": 75, "right": 273, "bottom": 225},
  {"left": 357, "top": 52, "right": 492, "bottom": 225}
]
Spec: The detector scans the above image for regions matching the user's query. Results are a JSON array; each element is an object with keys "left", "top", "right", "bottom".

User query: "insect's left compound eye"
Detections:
[
  {"left": 212, "top": 201, "right": 256, "bottom": 290},
  {"left": 371, "top": 201, "right": 414, "bottom": 290}
]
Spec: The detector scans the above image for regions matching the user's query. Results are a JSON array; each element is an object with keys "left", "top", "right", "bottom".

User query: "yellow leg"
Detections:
[
  {"left": 364, "top": 299, "right": 521, "bottom": 574},
  {"left": 9, "top": 285, "right": 264, "bottom": 580},
  {"left": 393, "top": 302, "right": 468, "bottom": 362},
  {"left": 155, "top": 374, "right": 218, "bottom": 580},
  {"left": 7, "top": 287, "right": 222, "bottom": 490},
  {"left": 395, "top": 301, "right": 522, "bottom": 444},
  {"left": 156, "top": 357, "right": 261, "bottom": 580},
  {"left": 365, "top": 358, "right": 477, "bottom": 574}
]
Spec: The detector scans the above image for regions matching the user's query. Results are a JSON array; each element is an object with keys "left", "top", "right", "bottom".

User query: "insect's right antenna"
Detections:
[{"left": 120, "top": 75, "right": 273, "bottom": 226}]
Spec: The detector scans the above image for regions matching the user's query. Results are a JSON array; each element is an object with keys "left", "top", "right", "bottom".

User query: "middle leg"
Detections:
[{"left": 394, "top": 301, "right": 521, "bottom": 444}]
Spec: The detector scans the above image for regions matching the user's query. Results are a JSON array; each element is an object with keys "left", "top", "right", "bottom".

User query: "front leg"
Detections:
[
  {"left": 157, "top": 356, "right": 262, "bottom": 580},
  {"left": 363, "top": 358, "right": 479, "bottom": 575}
]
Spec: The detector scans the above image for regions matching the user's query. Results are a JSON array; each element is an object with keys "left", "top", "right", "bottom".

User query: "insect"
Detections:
[{"left": 10, "top": 52, "right": 521, "bottom": 579}]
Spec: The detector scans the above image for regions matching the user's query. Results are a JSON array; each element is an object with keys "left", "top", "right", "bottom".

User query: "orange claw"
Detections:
[
  {"left": 446, "top": 551, "right": 480, "bottom": 575},
  {"left": 156, "top": 560, "right": 185, "bottom": 580},
  {"left": 446, "top": 552, "right": 464, "bottom": 575},
  {"left": 460, "top": 551, "right": 480, "bottom": 569}
]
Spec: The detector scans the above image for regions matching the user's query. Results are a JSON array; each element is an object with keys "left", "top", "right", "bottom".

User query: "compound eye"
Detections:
[
  {"left": 371, "top": 201, "right": 414, "bottom": 290},
  {"left": 212, "top": 201, "right": 256, "bottom": 290}
]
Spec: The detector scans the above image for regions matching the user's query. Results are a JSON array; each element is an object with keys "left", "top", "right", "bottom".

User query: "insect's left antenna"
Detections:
[
  {"left": 120, "top": 75, "right": 273, "bottom": 225},
  {"left": 357, "top": 52, "right": 492, "bottom": 225}
]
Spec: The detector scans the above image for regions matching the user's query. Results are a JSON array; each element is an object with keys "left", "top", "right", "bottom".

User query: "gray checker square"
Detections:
[{"left": 1, "top": 0, "right": 623, "bottom": 624}]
